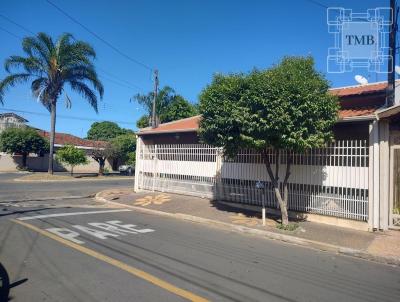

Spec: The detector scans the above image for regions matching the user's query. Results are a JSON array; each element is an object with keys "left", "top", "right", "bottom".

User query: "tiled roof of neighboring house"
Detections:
[
  {"left": 0, "top": 112, "right": 28, "bottom": 123},
  {"left": 329, "top": 81, "right": 388, "bottom": 97},
  {"left": 138, "top": 115, "right": 202, "bottom": 135},
  {"left": 338, "top": 107, "right": 378, "bottom": 119},
  {"left": 138, "top": 82, "right": 391, "bottom": 135},
  {"left": 37, "top": 130, "right": 107, "bottom": 148}
]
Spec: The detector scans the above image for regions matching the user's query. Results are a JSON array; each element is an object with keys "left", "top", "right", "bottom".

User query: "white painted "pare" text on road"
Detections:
[{"left": 46, "top": 220, "right": 155, "bottom": 244}]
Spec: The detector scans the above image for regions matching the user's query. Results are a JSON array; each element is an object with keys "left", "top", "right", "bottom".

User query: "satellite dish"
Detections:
[
  {"left": 395, "top": 65, "right": 400, "bottom": 75},
  {"left": 355, "top": 75, "right": 368, "bottom": 85}
]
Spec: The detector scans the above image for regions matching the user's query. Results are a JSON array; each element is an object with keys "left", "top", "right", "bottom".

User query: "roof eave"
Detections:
[
  {"left": 337, "top": 115, "right": 377, "bottom": 123},
  {"left": 137, "top": 128, "right": 198, "bottom": 136}
]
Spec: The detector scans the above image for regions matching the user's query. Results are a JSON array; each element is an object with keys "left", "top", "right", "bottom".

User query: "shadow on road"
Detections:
[
  {"left": 0, "top": 207, "right": 51, "bottom": 218},
  {"left": 0, "top": 262, "right": 28, "bottom": 301}
]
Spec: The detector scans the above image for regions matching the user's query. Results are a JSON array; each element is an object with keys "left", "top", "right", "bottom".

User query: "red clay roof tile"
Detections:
[{"left": 37, "top": 130, "right": 107, "bottom": 148}]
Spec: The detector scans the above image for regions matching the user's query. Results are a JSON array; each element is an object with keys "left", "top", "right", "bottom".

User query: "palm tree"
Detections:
[
  {"left": 0, "top": 32, "right": 103, "bottom": 174},
  {"left": 132, "top": 86, "right": 175, "bottom": 126}
]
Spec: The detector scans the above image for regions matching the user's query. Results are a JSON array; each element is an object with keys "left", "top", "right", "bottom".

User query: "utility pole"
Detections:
[
  {"left": 151, "top": 69, "right": 159, "bottom": 128},
  {"left": 387, "top": 0, "right": 397, "bottom": 107}
]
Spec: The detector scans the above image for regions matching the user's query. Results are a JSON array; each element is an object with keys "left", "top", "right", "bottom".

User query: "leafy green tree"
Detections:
[
  {"left": 56, "top": 144, "right": 88, "bottom": 176},
  {"left": 160, "top": 95, "right": 198, "bottom": 123},
  {"left": 89, "top": 142, "right": 112, "bottom": 175},
  {"left": 104, "top": 134, "right": 136, "bottom": 170},
  {"left": 136, "top": 115, "right": 150, "bottom": 129},
  {"left": 0, "top": 32, "right": 104, "bottom": 174},
  {"left": 126, "top": 152, "right": 136, "bottom": 166},
  {"left": 133, "top": 86, "right": 197, "bottom": 126},
  {"left": 199, "top": 56, "right": 339, "bottom": 226},
  {"left": 87, "top": 121, "right": 132, "bottom": 140},
  {"left": 0, "top": 127, "right": 49, "bottom": 169}
]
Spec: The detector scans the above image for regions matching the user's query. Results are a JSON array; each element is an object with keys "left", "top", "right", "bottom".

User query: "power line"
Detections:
[
  {"left": 0, "top": 108, "right": 136, "bottom": 125},
  {"left": 304, "top": 0, "right": 328, "bottom": 9},
  {"left": 98, "top": 73, "right": 142, "bottom": 91},
  {"left": 97, "top": 67, "right": 143, "bottom": 91},
  {"left": 0, "top": 26, "right": 22, "bottom": 40},
  {"left": 45, "top": 0, "right": 153, "bottom": 71},
  {"left": 0, "top": 13, "right": 35, "bottom": 34}
]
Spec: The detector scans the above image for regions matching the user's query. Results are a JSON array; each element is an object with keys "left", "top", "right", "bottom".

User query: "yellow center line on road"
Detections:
[{"left": 11, "top": 219, "right": 209, "bottom": 302}]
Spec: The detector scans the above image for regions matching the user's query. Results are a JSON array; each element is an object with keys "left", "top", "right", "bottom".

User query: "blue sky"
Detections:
[{"left": 0, "top": 0, "right": 390, "bottom": 137}]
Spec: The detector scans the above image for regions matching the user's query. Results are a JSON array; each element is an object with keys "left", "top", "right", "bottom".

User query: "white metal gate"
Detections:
[{"left": 136, "top": 141, "right": 369, "bottom": 221}]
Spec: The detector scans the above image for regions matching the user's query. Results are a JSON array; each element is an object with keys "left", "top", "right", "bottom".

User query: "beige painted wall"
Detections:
[{"left": 0, "top": 152, "right": 113, "bottom": 173}]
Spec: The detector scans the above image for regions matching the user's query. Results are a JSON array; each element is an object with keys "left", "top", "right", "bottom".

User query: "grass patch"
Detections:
[{"left": 276, "top": 223, "right": 299, "bottom": 231}]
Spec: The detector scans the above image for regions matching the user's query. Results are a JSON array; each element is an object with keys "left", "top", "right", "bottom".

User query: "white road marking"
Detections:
[
  {"left": 45, "top": 221, "right": 155, "bottom": 244},
  {"left": 17, "top": 209, "right": 132, "bottom": 220},
  {"left": 72, "top": 225, "right": 120, "bottom": 240},
  {"left": 46, "top": 228, "right": 85, "bottom": 244}
]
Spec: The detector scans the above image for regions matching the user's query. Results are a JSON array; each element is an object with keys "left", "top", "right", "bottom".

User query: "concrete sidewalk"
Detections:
[{"left": 95, "top": 188, "right": 400, "bottom": 266}]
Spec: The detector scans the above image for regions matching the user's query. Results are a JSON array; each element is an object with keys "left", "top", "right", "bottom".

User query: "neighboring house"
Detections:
[
  {"left": 134, "top": 81, "right": 400, "bottom": 231},
  {"left": 0, "top": 112, "right": 28, "bottom": 132},
  {"left": 0, "top": 113, "right": 112, "bottom": 173}
]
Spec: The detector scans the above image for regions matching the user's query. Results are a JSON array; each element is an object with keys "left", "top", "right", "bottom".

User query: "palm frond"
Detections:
[
  {"left": 22, "top": 36, "right": 51, "bottom": 68},
  {"left": 0, "top": 73, "right": 32, "bottom": 104},
  {"left": 5, "top": 55, "right": 44, "bottom": 74},
  {"left": 69, "top": 80, "right": 98, "bottom": 113},
  {"left": 31, "top": 77, "right": 48, "bottom": 97},
  {"left": 63, "top": 65, "right": 103, "bottom": 98}
]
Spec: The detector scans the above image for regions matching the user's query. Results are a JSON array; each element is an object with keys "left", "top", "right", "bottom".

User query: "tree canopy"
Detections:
[
  {"left": 109, "top": 134, "right": 136, "bottom": 163},
  {"left": 133, "top": 86, "right": 197, "bottom": 128},
  {"left": 0, "top": 127, "right": 49, "bottom": 168},
  {"left": 56, "top": 144, "right": 88, "bottom": 175},
  {"left": 87, "top": 121, "right": 133, "bottom": 141},
  {"left": 199, "top": 56, "right": 339, "bottom": 225},
  {"left": 0, "top": 32, "right": 103, "bottom": 174}
]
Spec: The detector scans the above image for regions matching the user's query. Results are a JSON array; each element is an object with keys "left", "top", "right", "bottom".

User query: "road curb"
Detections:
[
  {"left": 14, "top": 177, "right": 134, "bottom": 183},
  {"left": 95, "top": 192, "right": 400, "bottom": 267},
  {"left": 0, "top": 195, "right": 93, "bottom": 204}
]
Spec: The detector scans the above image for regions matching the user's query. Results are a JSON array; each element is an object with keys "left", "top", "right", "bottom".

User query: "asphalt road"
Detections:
[
  {"left": 0, "top": 205, "right": 399, "bottom": 302},
  {"left": 0, "top": 173, "right": 133, "bottom": 201}
]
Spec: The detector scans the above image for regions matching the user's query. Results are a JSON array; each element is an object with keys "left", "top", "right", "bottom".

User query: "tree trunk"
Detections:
[
  {"left": 22, "top": 153, "right": 27, "bottom": 169},
  {"left": 99, "top": 158, "right": 105, "bottom": 175},
  {"left": 262, "top": 149, "right": 290, "bottom": 226},
  {"left": 282, "top": 153, "right": 293, "bottom": 226},
  {"left": 48, "top": 101, "right": 57, "bottom": 174},
  {"left": 71, "top": 166, "right": 74, "bottom": 176}
]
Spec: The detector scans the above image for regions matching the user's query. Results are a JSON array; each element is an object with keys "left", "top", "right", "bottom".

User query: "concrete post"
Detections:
[
  {"left": 134, "top": 135, "right": 142, "bottom": 192},
  {"left": 369, "top": 120, "right": 380, "bottom": 230},
  {"left": 379, "top": 120, "right": 390, "bottom": 230}
]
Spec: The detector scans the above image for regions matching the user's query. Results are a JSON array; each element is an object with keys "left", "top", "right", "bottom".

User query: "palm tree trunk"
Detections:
[{"left": 48, "top": 101, "right": 56, "bottom": 174}]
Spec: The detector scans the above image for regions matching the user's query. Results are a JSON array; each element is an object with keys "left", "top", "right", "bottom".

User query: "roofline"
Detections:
[
  {"left": 138, "top": 115, "right": 201, "bottom": 133},
  {"left": 54, "top": 144, "right": 104, "bottom": 150},
  {"left": 375, "top": 103, "right": 400, "bottom": 119},
  {"left": 137, "top": 128, "right": 198, "bottom": 136},
  {"left": 337, "top": 115, "right": 376, "bottom": 123},
  {"left": 329, "top": 80, "right": 388, "bottom": 92}
]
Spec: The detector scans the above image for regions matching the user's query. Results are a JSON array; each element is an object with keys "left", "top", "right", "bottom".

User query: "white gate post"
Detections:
[
  {"left": 379, "top": 120, "right": 390, "bottom": 230},
  {"left": 369, "top": 120, "right": 380, "bottom": 230},
  {"left": 134, "top": 135, "right": 142, "bottom": 192},
  {"left": 152, "top": 144, "right": 158, "bottom": 192},
  {"left": 214, "top": 148, "right": 223, "bottom": 200}
]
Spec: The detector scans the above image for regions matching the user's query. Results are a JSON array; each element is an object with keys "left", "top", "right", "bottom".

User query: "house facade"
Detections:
[
  {"left": 134, "top": 81, "right": 400, "bottom": 231},
  {"left": 0, "top": 113, "right": 112, "bottom": 173}
]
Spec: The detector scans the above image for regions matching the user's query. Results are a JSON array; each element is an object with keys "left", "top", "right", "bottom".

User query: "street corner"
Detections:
[
  {"left": 96, "top": 188, "right": 134, "bottom": 202},
  {"left": 133, "top": 194, "right": 172, "bottom": 207}
]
